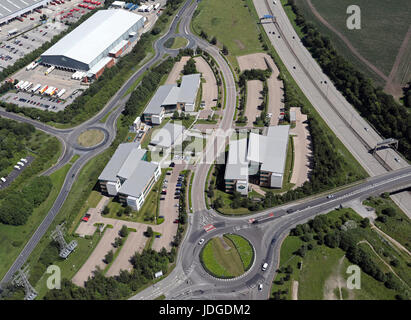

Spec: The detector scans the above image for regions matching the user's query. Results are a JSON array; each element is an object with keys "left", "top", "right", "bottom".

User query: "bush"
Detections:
[{"left": 119, "top": 225, "right": 129, "bottom": 237}]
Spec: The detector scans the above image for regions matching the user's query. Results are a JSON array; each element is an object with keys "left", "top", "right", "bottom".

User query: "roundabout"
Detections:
[
  {"left": 74, "top": 127, "right": 109, "bottom": 151},
  {"left": 200, "top": 234, "right": 255, "bottom": 279}
]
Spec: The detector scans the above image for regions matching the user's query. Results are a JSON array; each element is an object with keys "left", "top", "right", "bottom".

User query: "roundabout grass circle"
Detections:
[
  {"left": 77, "top": 129, "right": 105, "bottom": 148},
  {"left": 200, "top": 234, "right": 254, "bottom": 279}
]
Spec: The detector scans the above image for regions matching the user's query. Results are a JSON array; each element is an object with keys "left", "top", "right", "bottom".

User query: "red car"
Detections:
[
  {"left": 173, "top": 219, "right": 179, "bottom": 224},
  {"left": 269, "top": 212, "right": 274, "bottom": 217},
  {"left": 82, "top": 213, "right": 91, "bottom": 222}
]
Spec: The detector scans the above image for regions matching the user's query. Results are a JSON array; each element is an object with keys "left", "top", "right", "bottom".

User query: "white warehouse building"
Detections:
[
  {"left": 41, "top": 9, "right": 144, "bottom": 73},
  {"left": 0, "top": 0, "right": 47, "bottom": 25}
]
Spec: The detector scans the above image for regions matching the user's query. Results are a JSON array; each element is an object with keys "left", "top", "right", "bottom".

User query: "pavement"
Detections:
[
  {"left": 289, "top": 107, "right": 311, "bottom": 188},
  {"left": 244, "top": 80, "right": 263, "bottom": 126}
]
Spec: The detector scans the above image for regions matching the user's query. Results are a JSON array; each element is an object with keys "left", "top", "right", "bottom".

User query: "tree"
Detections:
[
  {"left": 105, "top": 250, "right": 114, "bottom": 264},
  {"left": 183, "top": 57, "right": 197, "bottom": 75},
  {"left": 360, "top": 218, "right": 369, "bottom": 228},
  {"left": 119, "top": 225, "right": 129, "bottom": 237},
  {"left": 382, "top": 207, "right": 396, "bottom": 217},
  {"left": 102, "top": 207, "right": 110, "bottom": 215},
  {"left": 145, "top": 226, "right": 154, "bottom": 238},
  {"left": 124, "top": 206, "right": 132, "bottom": 216},
  {"left": 222, "top": 45, "right": 228, "bottom": 55},
  {"left": 211, "top": 36, "right": 217, "bottom": 45}
]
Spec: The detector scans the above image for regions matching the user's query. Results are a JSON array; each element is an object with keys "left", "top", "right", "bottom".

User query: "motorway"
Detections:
[
  {"left": 253, "top": 0, "right": 411, "bottom": 216},
  {"left": 0, "top": 0, "right": 410, "bottom": 301},
  {"left": 129, "top": 1, "right": 411, "bottom": 301}
]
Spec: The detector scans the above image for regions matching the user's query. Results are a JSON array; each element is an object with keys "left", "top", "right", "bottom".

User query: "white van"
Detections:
[
  {"left": 262, "top": 262, "right": 268, "bottom": 271},
  {"left": 17, "top": 161, "right": 25, "bottom": 167},
  {"left": 0, "top": 177, "right": 6, "bottom": 183},
  {"left": 21, "top": 158, "right": 28, "bottom": 163},
  {"left": 14, "top": 165, "right": 21, "bottom": 170}
]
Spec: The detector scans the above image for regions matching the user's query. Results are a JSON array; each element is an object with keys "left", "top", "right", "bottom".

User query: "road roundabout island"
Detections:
[{"left": 200, "top": 234, "right": 255, "bottom": 279}]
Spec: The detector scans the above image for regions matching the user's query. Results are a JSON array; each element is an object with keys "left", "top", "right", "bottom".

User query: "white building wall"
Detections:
[{"left": 106, "top": 181, "right": 120, "bottom": 196}]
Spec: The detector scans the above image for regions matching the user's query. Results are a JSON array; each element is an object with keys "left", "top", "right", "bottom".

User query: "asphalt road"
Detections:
[
  {"left": 0, "top": 0, "right": 195, "bottom": 287},
  {"left": 253, "top": 0, "right": 411, "bottom": 216},
  {"left": 129, "top": 0, "right": 411, "bottom": 301}
]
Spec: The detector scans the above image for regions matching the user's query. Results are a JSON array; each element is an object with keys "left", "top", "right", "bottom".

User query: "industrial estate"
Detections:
[{"left": 0, "top": 0, "right": 409, "bottom": 307}]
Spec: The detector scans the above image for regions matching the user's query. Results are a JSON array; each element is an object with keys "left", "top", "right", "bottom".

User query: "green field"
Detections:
[
  {"left": 289, "top": 0, "right": 411, "bottom": 88},
  {"left": 192, "top": 0, "right": 263, "bottom": 67},
  {"left": 0, "top": 136, "right": 63, "bottom": 280},
  {"left": 200, "top": 234, "right": 252, "bottom": 278},
  {"left": 164, "top": 36, "right": 188, "bottom": 49},
  {"left": 271, "top": 208, "right": 409, "bottom": 300}
]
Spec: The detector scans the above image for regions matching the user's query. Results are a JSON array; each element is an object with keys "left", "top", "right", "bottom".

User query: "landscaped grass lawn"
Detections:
[
  {"left": 170, "top": 37, "right": 188, "bottom": 49},
  {"left": 34, "top": 231, "right": 106, "bottom": 298},
  {"left": 77, "top": 129, "right": 104, "bottom": 147},
  {"left": 224, "top": 234, "right": 254, "bottom": 270},
  {"left": 201, "top": 236, "right": 246, "bottom": 278},
  {"left": 105, "top": 169, "right": 167, "bottom": 224},
  {"left": 192, "top": 0, "right": 263, "bottom": 68}
]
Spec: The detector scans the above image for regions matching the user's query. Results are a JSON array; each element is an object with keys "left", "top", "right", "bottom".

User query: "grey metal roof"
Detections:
[
  {"left": 224, "top": 138, "right": 249, "bottom": 180},
  {"left": 0, "top": 0, "right": 45, "bottom": 23},
  {"left": 247, "top": 125, "right": 290, "bottom": 174},
  {"left": 42, "top": 10, "right": 143, "bottom": 67},
  {"left": 98, "top": 142, "right": 140, "bottom": 182},
  {"left": 117, "top": 148, "right": 146, "bottom": 180},
  {"left": 143, "top": 84, "right": 177, "bottom": 115},
  {"left": 179, "top": 74, "right": 201, "bottom": 104},
  {"left": 150, "top": 122, "right": 184, "bottom": 149},
  {"left": 118, "top": 161, "right": 158, "bottom": 198}
]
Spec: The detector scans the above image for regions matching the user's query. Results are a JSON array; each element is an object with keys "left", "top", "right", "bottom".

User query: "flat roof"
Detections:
[
  {"left": 150, "top": 122, "right": 184, "bottom": 149},
  {"left": 179, "top": 74, "right": 201, "bottom": 104},
  {"left": 87, "top": 57, "right": 113, "bottom": 76},
  {"left": 247, "top": 125, "right": 290, "bottom": 174},
  {"left": 0, "top": 0, "right": 46, "bottom": 22},
  {"left": 42, "top": 10, "right": 143, "bottom": 67},
  {"left": 117, "top": 148, "right": 146, "bottom": 180},
  {"left": 143, "top": 84, "right": 177, "bottom": 115},
  {"left": 225, "top": 138, "right": 249, "bottom": 180},
  {"left": 109, "top": 40, "right": 129, "bottom": 55},
  {"left": 98, "top": 142, "right": 140, "bottom": 182},
  {"left": 118, "top": 161, "right": 158, "bottom": 198}
]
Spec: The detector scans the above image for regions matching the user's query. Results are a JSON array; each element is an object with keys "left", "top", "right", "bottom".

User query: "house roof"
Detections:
[
  {"left": 98, "top": 142, "right": 141, "bottom": 182},
  {"left": 247, "top": 125, "right": 290, "bottom": 174},
  {"left": 224, "top": 138, "right": 249, "bottom": 180},
  {"left": 118, "top": 161, "right": 158, "bottom": 198}
]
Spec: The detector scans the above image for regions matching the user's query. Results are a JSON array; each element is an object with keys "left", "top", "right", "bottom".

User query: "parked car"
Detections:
[{"left": 82, "top": 213, "right": 91, "bottom": 222}]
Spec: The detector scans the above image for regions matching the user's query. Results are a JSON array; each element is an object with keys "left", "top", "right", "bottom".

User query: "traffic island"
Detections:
[{"left": 200, "top": 233, "right": 255, "bottom": 279}]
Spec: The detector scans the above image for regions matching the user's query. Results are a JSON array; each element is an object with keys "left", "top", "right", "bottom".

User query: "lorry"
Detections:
[
  {"left": 39, "top": 85, "right": 48, "bottom": 94},
  {"left": 57, "top": 88, "right": 66, "bottom": 98},
  {"left": 31, "top": 83, "right": 42, "bottom": 92},
  {"left": 45, "top": 65, "right": 55, "bottom": 75}
]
